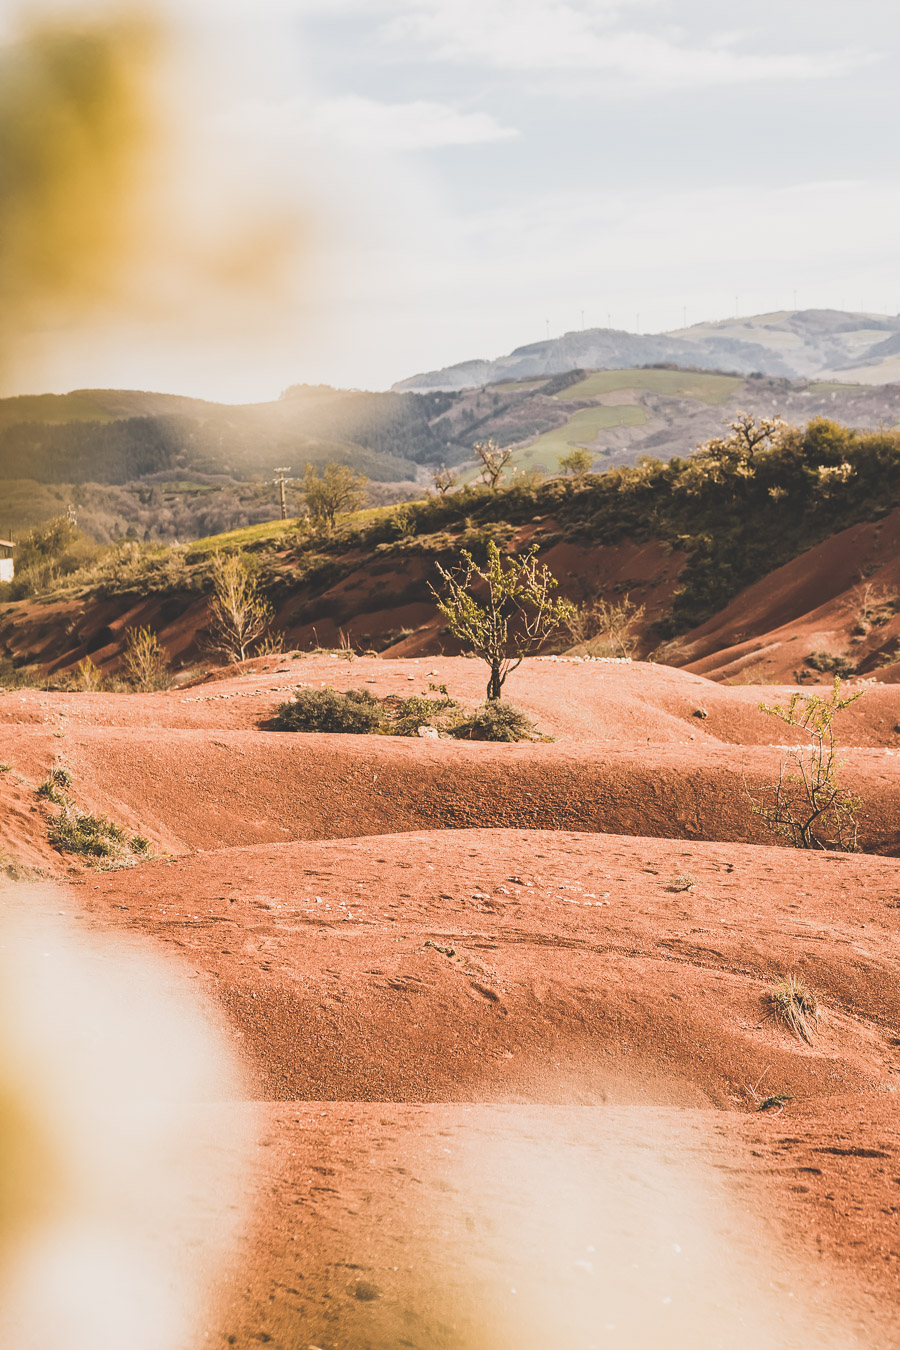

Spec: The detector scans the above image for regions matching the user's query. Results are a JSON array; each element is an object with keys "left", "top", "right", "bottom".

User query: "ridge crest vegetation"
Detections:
[{"left": 3, "top": 416, "right": 900, "bottom": 648}]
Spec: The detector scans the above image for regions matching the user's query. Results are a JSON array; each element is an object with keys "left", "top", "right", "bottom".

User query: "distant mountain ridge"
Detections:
[{"left": 393, "top": 309, "right": 900, "bottom": 392}]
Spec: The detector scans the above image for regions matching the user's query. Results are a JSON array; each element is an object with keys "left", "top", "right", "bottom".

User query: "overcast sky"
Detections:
[{"left": 11, "top": 0, "right": 900, "bottom": 399}]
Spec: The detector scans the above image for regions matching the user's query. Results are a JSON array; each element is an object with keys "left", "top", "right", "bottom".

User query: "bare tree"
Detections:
[
  {"left": 206, "top": 552, "right": 273, "bottom": 663},
  {"left": 694, "top": 413, "right": 786, "bottom": 470},
  {"left": 121, "top": 625, "right": 171, "bottom": 690},
  {"left": 432, "top": 465, "right": 458, "bottom": 495},
  {"left": 432, "top": 541, "right": 575, "bottom": 700},
  {"left": 474, "top": 439, "right": 513, "bottom": 490}
]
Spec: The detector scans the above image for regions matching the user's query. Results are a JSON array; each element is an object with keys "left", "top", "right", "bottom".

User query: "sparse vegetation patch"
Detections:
[
  {"left": 749, "top": 676, "right": 864, "bottom": 851},
  {"left": 448, "top": 701, "right": 541, "bottom": 743},
  {"left": 273, "top": 686, "right": 383, "bottom": 734},
  {"left": 37, "top": 766, "right": 151, "bottom": 867},
  {"left": 273, "top": 685, "right": 542, "bottom": 742},
  {"left": 770, "top": 974, "right": 819, "bottom": 1044}
]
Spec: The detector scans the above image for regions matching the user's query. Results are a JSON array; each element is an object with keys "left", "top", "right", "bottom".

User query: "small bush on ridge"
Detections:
[
  {"left": 449, "top": 701, "right": 539, "bottom": 742},
  {"left": 122, "top": 625, "right": 171, "bottom": 691},
  {"left": 385, "top": 692, "right": 460, "bottom": 736},
  {"left": 273, "top": 686, "right": 383, "bottom": 733},
  {"left": 37, "top": 764, "right": 74, "bottom": 804},
  {"left": 273, "top": 686, "right": 541, "bottom": 741}
]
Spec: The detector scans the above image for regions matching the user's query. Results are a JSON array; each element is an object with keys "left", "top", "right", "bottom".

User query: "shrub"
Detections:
[
  {"left": 73, "top": 656, "right": 105, "bottom": 691},
  {"left": 273, "top": 686, "right": 384, "bottom": 733},
  {"left": 206, "top": 551, "right": 274, "bottom": 663},
  {"left": 449, "top": 700, "right": 539, "bottom": 742},
  {"left": 749, "top": 676, "right": 863, "bottom": 851},
  {"left": 385, "top": 692, "right": 460, "bottom": 737},
  {"left": 121, "top": 625, "right": 171, "bottom": 691},
  {"left": 559, "top": 447, "right": 594, "bottom": 480},
  {"left": 805, "top": 651, "right": 855, "bottom": 678},
  {"left": 564, "top": 592, "right": 646, "bottom": 657},
  {"left": 37, "top": 764, "right": 74, "bottom": 804}
]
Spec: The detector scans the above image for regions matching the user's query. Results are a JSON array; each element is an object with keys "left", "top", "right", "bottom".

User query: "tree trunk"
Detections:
[{"left": 487, "top": 663, "right": 502, "bottom": 701}]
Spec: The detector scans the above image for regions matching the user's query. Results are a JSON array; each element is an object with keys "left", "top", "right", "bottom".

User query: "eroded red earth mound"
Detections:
[{"left": 2, "top": 658, "right": 899, "bottom": 1347}]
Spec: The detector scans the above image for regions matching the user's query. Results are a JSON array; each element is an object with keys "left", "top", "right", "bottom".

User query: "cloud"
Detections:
[
  {"left": 309, "top": 95, "right": 517, "bottom": 150},
  {"left": 373, "top": 0, "right": 873, "bottom": 88}
]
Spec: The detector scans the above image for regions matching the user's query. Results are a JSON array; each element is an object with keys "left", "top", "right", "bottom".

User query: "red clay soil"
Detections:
[
  {"left": 2, "top": 660, "right": 898, "bottom": 867},
  {"left": 676, "top": 508, "right": 900, "bottom": 684},
  {"left": 3, "top": 658, "right": 900, "bottom": 1347}
]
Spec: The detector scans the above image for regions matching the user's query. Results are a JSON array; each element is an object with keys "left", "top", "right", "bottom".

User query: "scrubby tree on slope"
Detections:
[{"left": 432, "top": 541, "right": 574, "bottom": 700}]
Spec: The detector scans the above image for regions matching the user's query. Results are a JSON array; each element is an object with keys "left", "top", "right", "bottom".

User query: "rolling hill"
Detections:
[
  {"left": 4, "top": 309, "right": 900, "bottom": 544},
  {"left": 3, "top": 415, "right": 900, "bottom": 688},
  {"left": 394, "top": 309, "right": 900, "bottom": 392}
]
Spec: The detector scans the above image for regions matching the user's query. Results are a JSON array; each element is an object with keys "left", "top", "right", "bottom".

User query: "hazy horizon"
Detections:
[{"left": 3, "top": 0, "right": 899, "bottom": 402}]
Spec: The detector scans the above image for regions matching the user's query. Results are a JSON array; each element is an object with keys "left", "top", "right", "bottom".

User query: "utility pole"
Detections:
[
  {"left": 65, "top": 503, "right": 77, "bottom": 527},
  {"left": 273, "top": 467, "right": 292, "bottom": 521}
]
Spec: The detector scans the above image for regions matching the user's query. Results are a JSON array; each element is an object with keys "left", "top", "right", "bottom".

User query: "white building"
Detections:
[{"left": 0, "top": 540, "right": 14, "bottom": 583}]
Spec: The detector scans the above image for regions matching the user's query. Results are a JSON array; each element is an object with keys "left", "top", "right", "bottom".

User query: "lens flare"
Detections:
[
  {"left": 0, "top": 886, "right": 250, "bottom": 1350},
  {"left": 0, "top": 9, "right": 163, "bottom": 372},
  {"left": 0, "top": 1, "right": 316, "bottom": 396}
]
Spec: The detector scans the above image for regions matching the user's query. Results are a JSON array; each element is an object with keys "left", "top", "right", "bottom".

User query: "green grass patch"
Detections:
[
  {"left": 556, "top": 368, "right": 743, "bottom": 405},
  {"left": 187, "top": 501, "right": 418, "bottom": 555},
  {"left": 187, "top": 519, "right": 301, "bottom": 553},
  {"left": 519, "top": 405, "right": 647, "bottom": 468}
]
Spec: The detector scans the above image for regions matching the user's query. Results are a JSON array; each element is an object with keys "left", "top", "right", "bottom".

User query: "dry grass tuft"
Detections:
[{"left": 771, "top": 974, "right": 819, "bottom": 1044}]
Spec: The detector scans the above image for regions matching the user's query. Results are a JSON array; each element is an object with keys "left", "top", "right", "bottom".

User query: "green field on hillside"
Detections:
[
  {"left": 557, "top": 369, "right": 742, "bottom": 405},
  {"left": 187, "top": 520, "right": 299, "bottom": 552},
  {"left": 458, "top": 403, "right": 648, "bottom": 483},
  {"left": 519, "top": 404, "right": 647, "bottom": 467},
  {"left": 489, "top": 379, "right": 548, "bottom": 395},
  {"left": 186, "top": 501, "right": 411, "bottom": 554}
]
